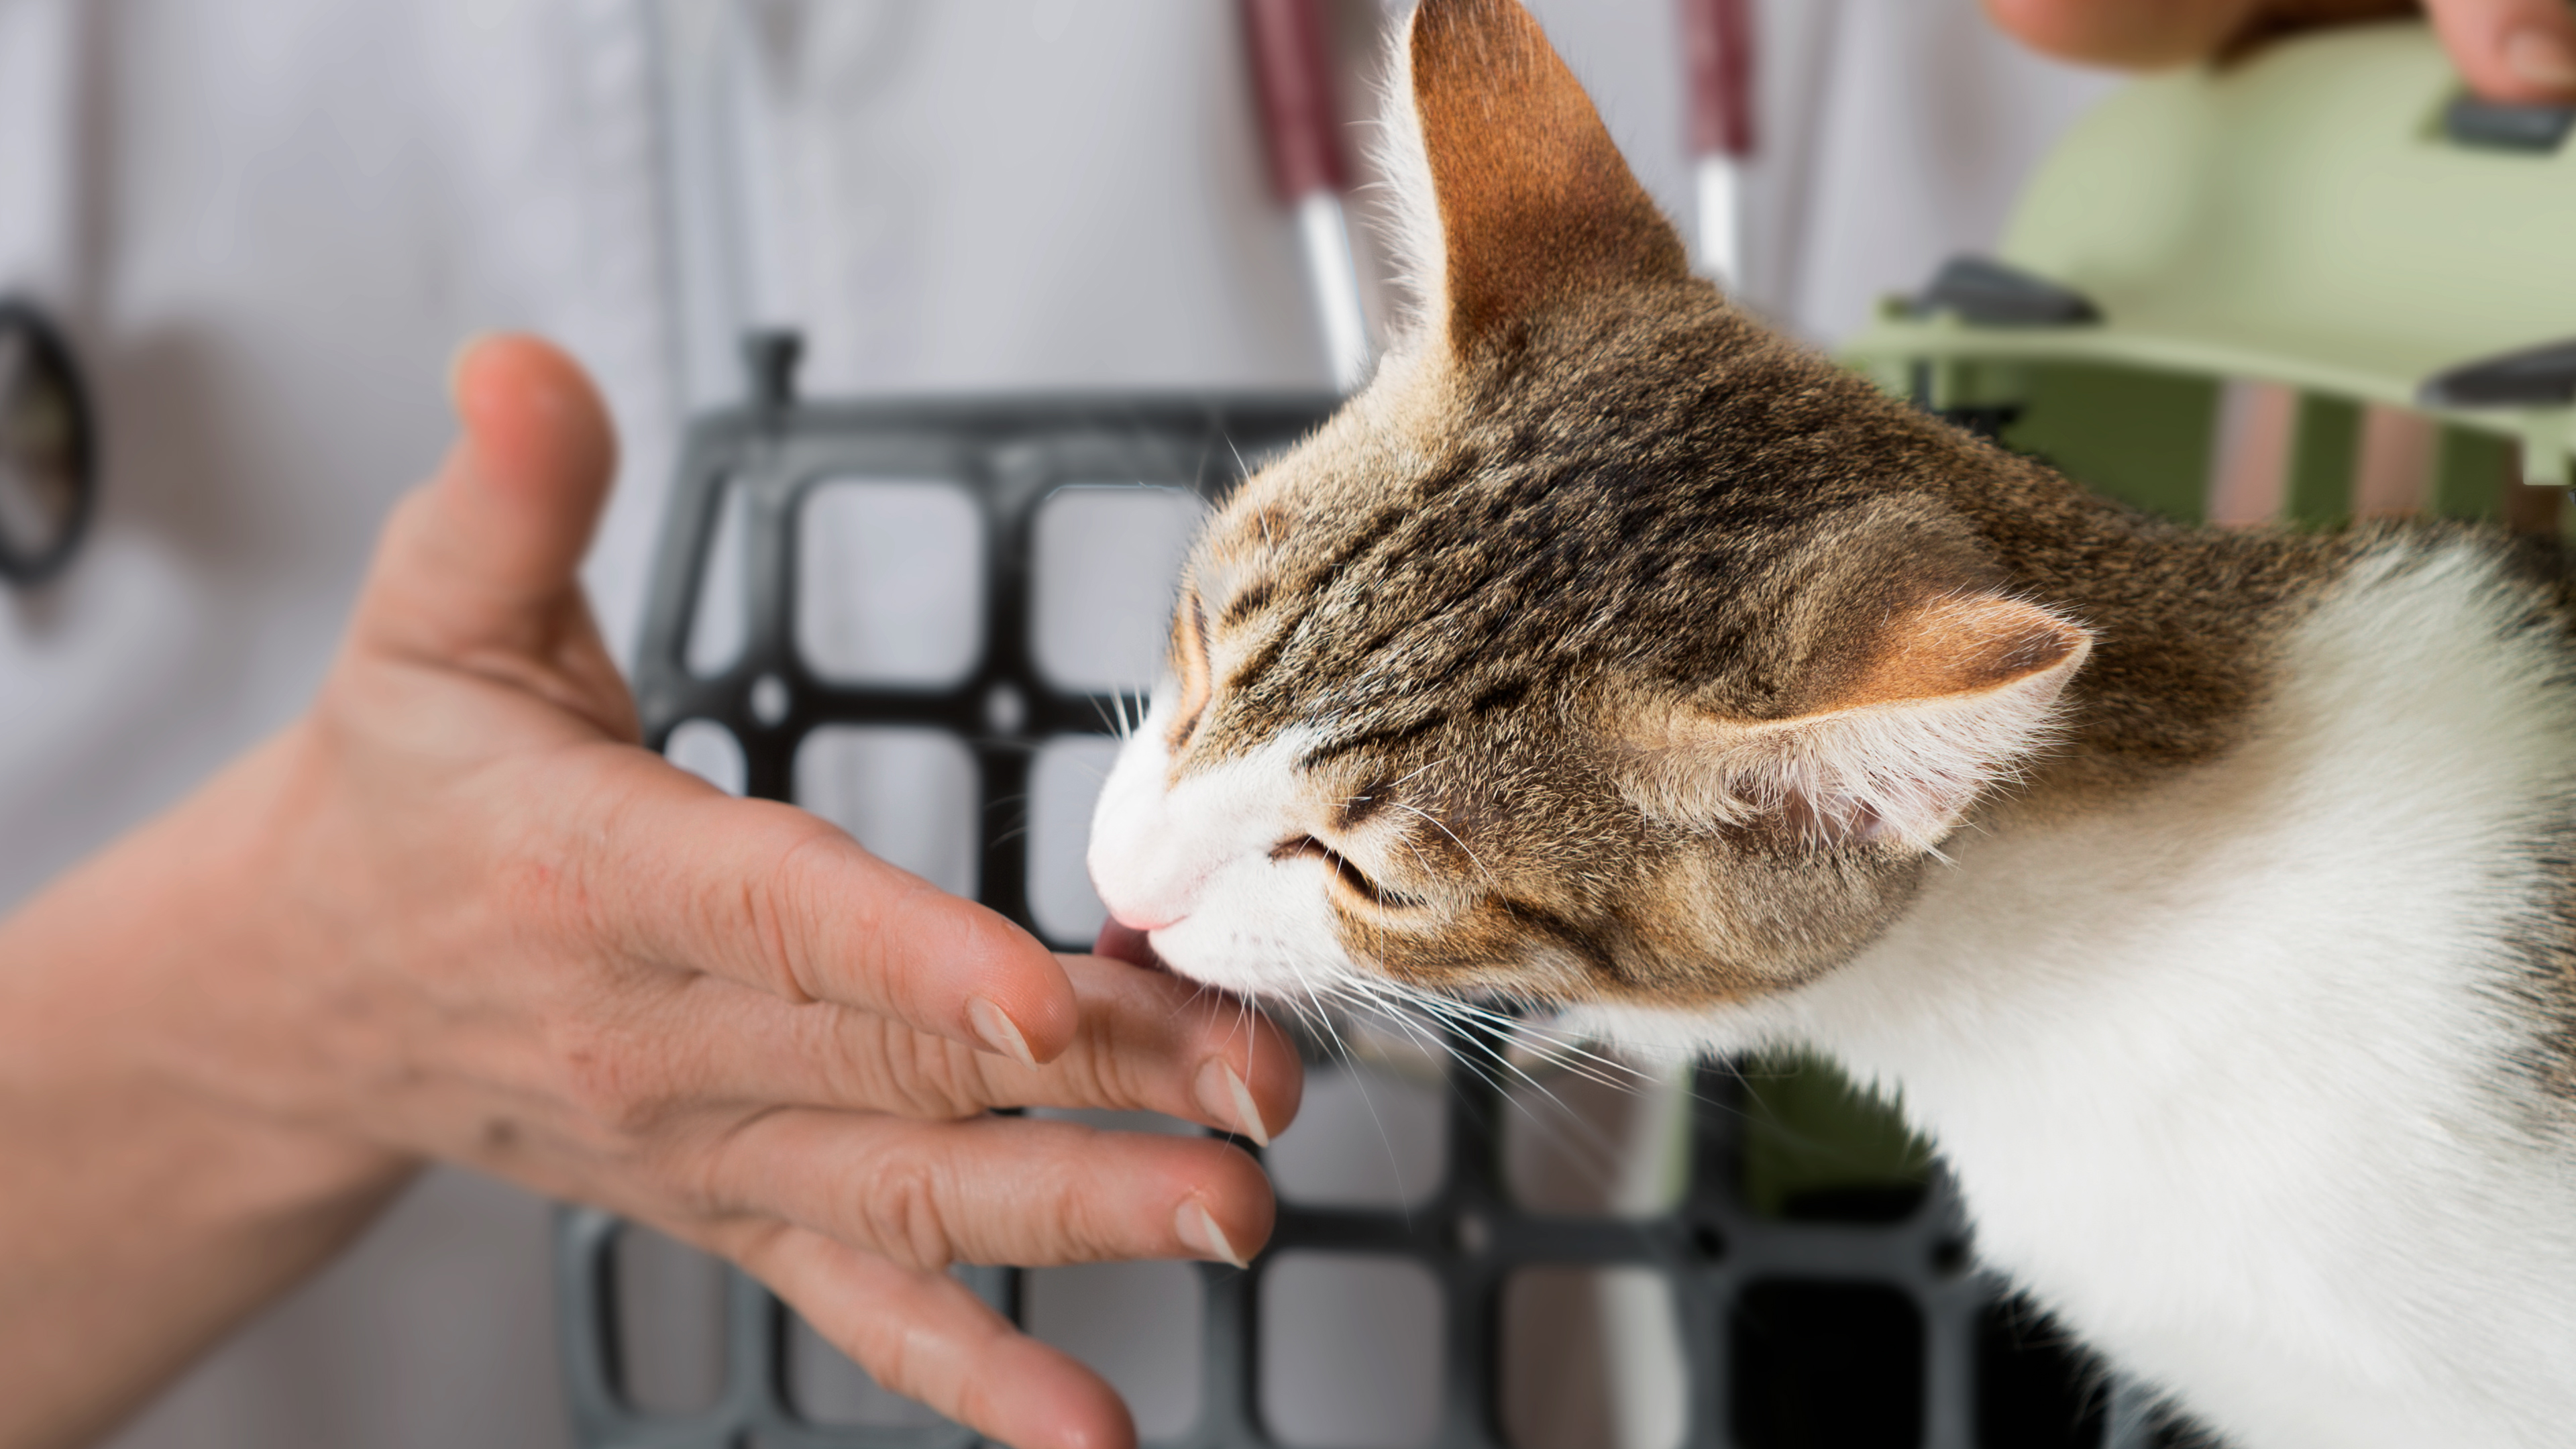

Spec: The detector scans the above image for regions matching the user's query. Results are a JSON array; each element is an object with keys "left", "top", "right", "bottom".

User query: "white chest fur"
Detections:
[{"left": 1589, "top": 545, "right": 2576, "bottom": 1447}]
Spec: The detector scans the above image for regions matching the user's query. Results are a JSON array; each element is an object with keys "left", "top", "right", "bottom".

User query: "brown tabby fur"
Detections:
[{"left": 1165, "top": 0, "right": 2576, "bottom": 1053}]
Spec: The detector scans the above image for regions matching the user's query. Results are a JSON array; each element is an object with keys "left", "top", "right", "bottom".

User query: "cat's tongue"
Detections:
[{"left": 1093, "top": 919, "right": 1166, "bottom": 972}]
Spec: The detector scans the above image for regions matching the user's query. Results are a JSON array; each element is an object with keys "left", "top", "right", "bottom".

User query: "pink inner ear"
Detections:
[
  {"left": 1762, "top": 596, "right": 2094, "bottom": 850},
  {"left": 1780, "top": 789, "right": 1891, "bottom": 849},
  {"left": 1619, "top": 594, "right": 2095, "bottom": 853},
  {"left": 1833, "top": 594, "right": 2090, "bottom": 713}
]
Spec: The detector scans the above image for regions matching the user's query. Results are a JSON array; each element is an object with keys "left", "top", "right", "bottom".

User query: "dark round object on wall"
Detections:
[{"left": 0, "top": 299, "right": 97, "bottom": 586}]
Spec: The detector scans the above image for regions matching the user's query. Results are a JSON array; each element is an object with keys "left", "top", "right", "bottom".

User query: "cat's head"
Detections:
[{"left": 1087, "top": 0, "right": 2091, "bottom": 1018}]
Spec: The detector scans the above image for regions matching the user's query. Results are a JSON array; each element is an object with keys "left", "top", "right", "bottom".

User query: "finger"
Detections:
[
  {"left": 591, "top": 775, "right": 1081, "bottom": 1063},
  {"left": 1981, "top": 0, "right": 2258, "bottom": 68},
  {"left": 407, "top": 334, "right": 616, "bottom": 643},
  {"left": 961, "top": 955, "right": 1302, "bottom": 1143},
  {"left": 1092, "top": 919, "right": 1159, "bottom": 970},
  {"left": 2426, "top": 0, "right": 2576, "bottom": 100},
  {"left": 743, "top": 1229, "right": 1135, "bottom": 1449},
  {"left": 636, "top": 953, "right": 1302, "bottom": 1141},
  {"left": 353, "top": 334, "right": 635, "bottom": 737},
  {"left": 709, "top": 1110, "right": 1275, "bottom": 1271}
]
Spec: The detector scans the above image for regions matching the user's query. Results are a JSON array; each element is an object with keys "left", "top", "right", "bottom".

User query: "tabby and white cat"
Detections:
[{"left": 1087, "top": 1, "right": 2576, "bottom": 1442}]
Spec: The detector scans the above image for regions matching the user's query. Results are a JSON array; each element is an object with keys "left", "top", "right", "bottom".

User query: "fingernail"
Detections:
[
  {"left": 1175, "top": 1201, "right": 1247, "bottom": 1268},
  {"left": 966, "top": 997, "right": 1038, "bottom": 1068},
  {"left": 2506, "top": 26, "right": 2576, "bottom": 90},
  {"left": 1195, "top": 1060, "right": 1271, "bottom": 1147}
]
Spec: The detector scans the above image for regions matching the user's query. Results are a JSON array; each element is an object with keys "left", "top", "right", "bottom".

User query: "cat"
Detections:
[{"left": 1084, "top": 0, "right": 2576, "bottom": 1444}]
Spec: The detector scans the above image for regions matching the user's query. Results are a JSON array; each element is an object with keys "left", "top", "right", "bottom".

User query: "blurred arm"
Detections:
[{"left": 1984, "top": 0, "right": 2576, "bottom": 101}]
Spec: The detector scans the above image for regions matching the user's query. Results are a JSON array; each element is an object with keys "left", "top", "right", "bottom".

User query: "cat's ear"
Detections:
[
  {"left": 1621, "top": 595, "right": 2093, "bottom": 852},
  {"left": 1382, "top": 0, "right": 1690, "bottom": 356}
]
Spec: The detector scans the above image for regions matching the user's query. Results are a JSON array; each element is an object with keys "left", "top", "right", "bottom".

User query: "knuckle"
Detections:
[
  {"left": 1032, "top": 1012, "right": 1130, "bottom": 1112},
  {"left": 1096, "top": 1034, "right": 1165, "bottom": 1112},
  {"left": 863, "top": 1307, "right": 970, "bottom": 1417},
  {"left": 870, "top": 1334, "right": 928, "bottom": 1404},
  {"left": 1085, "top": 1008, "right": 1179, "bottom": 1115},
  {"left": 551, "top": 1020, "right": 676, "bottom": 1138},
  {"left": 947, "top": 1365, "right": 1003, "bottom": 1433},
  {"left": 696, "top": 1215, "right": 784, "bottom": 1269},
  {"left": 792, "top": 1004, "right": 883, "bottom": 1104},
  {"left": 711, "top": 808, "right": 846, "bottom": 1000},
  {"left": 893, "top": 1028, "right": 983, "bottom": 1118},
  {"left": 743, "top": 826, "right": 827, "bottom": 998},
  {"left": 1044, "top": 1175, "right": 1124, "bottom": 1260},
  {"left": 859, "top": 1161, "right": 956, "bottom": 1270},
  {"left": 683, "top": 1108, "right": 792, "bottom": 1223},
  {"left": 802, "top": 1006, "right": 976, "bottom": 1119},
  {"left": 1032, "top": 1127, "right": 1163, "bottom": 1261}
]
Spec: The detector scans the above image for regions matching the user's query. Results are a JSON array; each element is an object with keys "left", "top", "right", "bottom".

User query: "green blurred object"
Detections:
[
  {"left": 1846, "top": 19, "right": 2576, "bottom": 486},
  {"left": 1994, "top": 362, "right": 2218, "bottom": 522},
  {"left": 1736, "top": 1053, "right": 1933, "bottom": 1222},
  {"left": 2433, "top": 426, "right": 2524, "bottom": 521},
  {"left": 2286, "top": 395, "right": 2365, "bottom": 526}
]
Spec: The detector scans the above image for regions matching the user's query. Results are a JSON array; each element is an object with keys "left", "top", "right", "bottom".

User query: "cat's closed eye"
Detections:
[{"left": 1271, "top": 833, "right": 1421, "bottom": 910}]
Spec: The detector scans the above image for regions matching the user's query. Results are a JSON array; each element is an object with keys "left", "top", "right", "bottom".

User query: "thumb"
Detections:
[
  {"left": 352, "top": 335, "right": 632, "bottom": 733},
  {"left": 2427, "top": 0, "right": 2576, "bottom": 102},
  {"left": 359, "top": 335, "right": 617, "bottom": 658},
  {"left": 1980, "top": 0, "right": 2257, "bottom": 68}
]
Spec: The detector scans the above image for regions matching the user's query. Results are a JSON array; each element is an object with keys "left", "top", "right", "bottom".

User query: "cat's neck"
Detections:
[
  {"left": 1751, "top": 528, "right": 2576, "bottom": 1443},
  {"left": 1928, "top": 449, "right": 2381, "bottom": 800},
  {"left": 1564, "top": 515, "right": 2576, "bottom": 1440}
]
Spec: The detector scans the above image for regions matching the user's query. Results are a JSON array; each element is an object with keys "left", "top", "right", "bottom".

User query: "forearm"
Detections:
[{"left": 0, "top": 738, "right": 415, "bottom": 1449}]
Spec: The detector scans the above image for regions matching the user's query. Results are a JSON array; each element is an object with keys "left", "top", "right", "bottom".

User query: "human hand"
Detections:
[
  {"left": 7, "top": 336, "right": 1298, "bottom": 1449},
  {"left": 1984, "top": 0, "right": 2576, "bottom": 103}
]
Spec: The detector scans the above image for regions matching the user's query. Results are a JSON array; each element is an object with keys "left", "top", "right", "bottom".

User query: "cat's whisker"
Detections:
[
  {"left": 1390, "top": 832, "right": 1444, "bottom": 893},
  {"left": 1299, "top": 989, "right": 1434, "bottom": 1218},
  {"left": 1285, "top": 957, "right": 1363, "bottom": 1071},
  {"left": 1401, "top": 1027, "right": 1629, "bottom": 1178},
  {"left": 1317, "top": 977, "right": 1603, "bottom": 1107},
  {"left": 1389, "top": 757, "right": 1446, "bottom": 789},
  {"left": 1354, "top": 980, "right": 1658, "bottom": 1099},
  {"left": 1358, "top": 996, "right": 1682, "bottom": 1195},
  {"left": 1388, "top": 800, "right": 1496, "bottom": 890},
  {"left": 1409, "top": 1007, "right": 1623, "bottom": 1108},
  {"left": 1326, "top": 983, "right": 1456, "bottom": 1071}
]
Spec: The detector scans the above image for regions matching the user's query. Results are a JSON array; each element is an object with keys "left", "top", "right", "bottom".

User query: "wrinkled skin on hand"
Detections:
[{"left": 0, "top": 337, "right": 1299, "bottom": 1449}]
